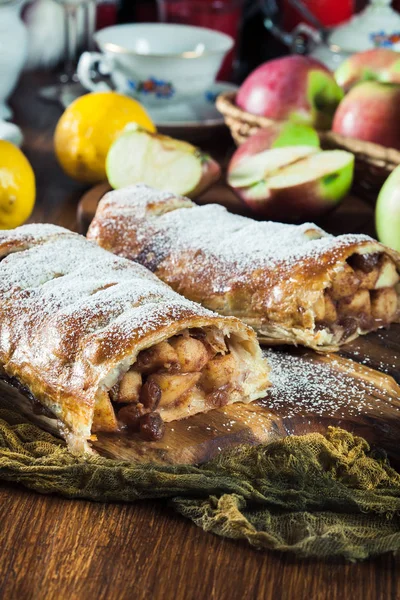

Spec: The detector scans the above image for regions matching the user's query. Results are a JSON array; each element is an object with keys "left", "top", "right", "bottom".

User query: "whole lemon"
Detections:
[
  {"left": 0, "top": 141, "right": 35, "bottom": 229},
  {"left": 54, "top": 92, "right": 156, "bottom": 183}
]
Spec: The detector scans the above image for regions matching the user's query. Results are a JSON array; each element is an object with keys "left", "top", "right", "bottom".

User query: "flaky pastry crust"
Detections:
[
  {"left": 87, "top": 184, "right": 400, "bottom": 352},
  {"left": 0, "top": 224, "right": 269, "bottom": 452}
]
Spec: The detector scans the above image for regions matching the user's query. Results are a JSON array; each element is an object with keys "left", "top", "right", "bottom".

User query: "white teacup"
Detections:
[{"left": 77, "top": 23, "right": 234, "bottom": 106}]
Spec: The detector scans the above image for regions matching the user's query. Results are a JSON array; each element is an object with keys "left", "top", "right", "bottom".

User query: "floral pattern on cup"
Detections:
[
  {"left": 370, "top": 31, "right": 400, "bottom": 49},
  {"left": 127, "top": 77, "right": 175, "bottom": 99},
  {"left": 204, "top": 90, "right": 220, "bottom": 104}
]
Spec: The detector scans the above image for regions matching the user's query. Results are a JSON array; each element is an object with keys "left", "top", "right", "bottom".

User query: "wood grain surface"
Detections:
[
  {"left": 3, "top": 326, "right": 400, "bottom": 466},
  {"left": 1, "top": 72, "right": 400, "bottom": 600}
]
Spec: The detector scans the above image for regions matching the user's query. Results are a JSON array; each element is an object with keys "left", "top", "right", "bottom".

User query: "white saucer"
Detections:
[
  {"left": 148, "top": 81, "right": 238, "bottom": 140},
  {"left": 59, "top": 81, "right": 238, "bottom": 142},
  {"left": 146, "top": 82, "right": 237, "bottom": 126}
]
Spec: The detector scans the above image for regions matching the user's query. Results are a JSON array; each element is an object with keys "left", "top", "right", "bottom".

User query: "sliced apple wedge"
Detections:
[
  {"left": 230, "top": 149, "right": 354, "bottom": 222},
  {"left": 227, "top": 145, "right": 319, "bottom": 189},
  {"left": 106, "top": 128, "right": 221, "bottom": 198}
]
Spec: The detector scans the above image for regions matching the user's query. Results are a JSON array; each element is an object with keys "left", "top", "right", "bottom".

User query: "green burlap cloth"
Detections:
[{"left": 2, "top": 408, "right": 400, "bottom": 561}]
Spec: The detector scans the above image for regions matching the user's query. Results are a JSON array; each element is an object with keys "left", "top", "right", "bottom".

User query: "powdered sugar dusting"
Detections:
[
  {"left": 0, "top": 223, "right": 71, "bottom": 247},
  {"left": 0, "top": 225, "right": 230, "bottom": 377},
  {"left": 93, "top": 184, "right": 376, "bottom": 290},
  {"left": 155, "top": 204, "right": 372, "bottom": 275},
  {"left": 262, "top": 348, "right": 399, "bottom": 418}
]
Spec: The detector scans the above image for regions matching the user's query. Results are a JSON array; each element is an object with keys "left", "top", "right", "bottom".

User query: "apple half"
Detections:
[
  {"left": 228, "top": 145, "right": 319, "bottom": 189},
  {"left": 229, "top": 122, "right": 320, "bottom": 189},
  {"left": 106, "top": 128, "right": 221, "bottom": 198},
  {"left": 228, "top": 148, "right": 354, "bottom": 222}
]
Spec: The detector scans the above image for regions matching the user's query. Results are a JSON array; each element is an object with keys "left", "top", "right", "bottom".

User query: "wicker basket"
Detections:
[{"left": 216, "top": 91, "right": 400, "bottom": 203}]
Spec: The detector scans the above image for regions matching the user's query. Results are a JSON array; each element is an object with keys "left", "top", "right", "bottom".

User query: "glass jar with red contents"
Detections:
[
  {"left": 157, "top": 0, "right": 244, "bottom": 81},
  {"left": 281, "top": 0, "right": 354, "bottom": 30},
  {"left": 96, "top": 0, "right": 118, "bottom": 30}
]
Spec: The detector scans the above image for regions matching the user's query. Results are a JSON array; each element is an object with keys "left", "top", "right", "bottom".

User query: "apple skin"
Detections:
[
  {"left": 236, "top": 56, "right": 343, "bottom": 130},
  {"left": 335, "top": 49, "right": 400, "bottom": 92},
  {"left": 332, "top": 81, "right": 400, "bottom": 150},
  {"left": 231, "top": 150, "right": 354, "bottom": 223},
  {"left": 230, "top": 122, "right": 320, "bottom": 168},
  {"left": 376, "top": 165, "right": 400, "bottom": 252},
  {"left": 190, "top": 153, "right": 221, "bottom": 198},
  {"left": 233, "top": 180, "right": 340, "bottom": 222}
]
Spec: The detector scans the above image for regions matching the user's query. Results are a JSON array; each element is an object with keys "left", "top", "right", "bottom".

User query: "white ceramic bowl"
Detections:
[{"left": 77, "top": 23, "right": 234, "bottom": 106}]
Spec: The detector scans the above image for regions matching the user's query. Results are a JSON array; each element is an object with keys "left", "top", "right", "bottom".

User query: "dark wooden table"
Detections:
[{"left": 0, "top": 72, "right": 399, "bottom": 600}]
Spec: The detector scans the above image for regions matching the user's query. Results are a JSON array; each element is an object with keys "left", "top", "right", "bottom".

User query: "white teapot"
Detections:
[{"left": 0, "top": 0, "right": 28, "bottom": 119}]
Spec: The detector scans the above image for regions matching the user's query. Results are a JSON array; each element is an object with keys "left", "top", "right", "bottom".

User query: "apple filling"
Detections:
[
  {"left": 96, "top": 329, "right": 249, "bottom": 441},
  {"left": 314, "top": 252, "right": 400, "bottom": 343}
]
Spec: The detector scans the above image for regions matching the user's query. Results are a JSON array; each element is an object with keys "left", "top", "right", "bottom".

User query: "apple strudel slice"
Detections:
[
  {"left": 87, "top": 184, "right": 400, "bottom": 352},
  {"left": 0, "top": 224, "right": 269, "bottom": 453}
]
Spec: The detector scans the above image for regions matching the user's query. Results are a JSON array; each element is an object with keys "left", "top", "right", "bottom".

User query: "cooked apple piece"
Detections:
[
  {"left": 313, "top": 294, "right": 326, "bottom": 321},
  {"left": 169, "top": 336, "right": 209, "bottom": 372},
  {"left": 355, "top": 268, "right": 379, "bottom": 290},
  {"left": 371, "top": 288, "right": 398, "bottom": 320},
  {"left": 92, "top": 390, "right": 119, "bottom": 432},
  {"left": 203, "top": 331, "right": 228, "bottom": 357},
  {"left": 200, "top": 353, "right": 236, "bottom": 393},
  {"left": 375, "top": 256, "right": 399, "bottom": 289},
  {"left": 338, "top": 289, "right": 371, "bottom": 317},
  {"left": 330, "top": 264, "right": 360, "bottom": 300},
  {"left": 136, "top": 341, "right": 179, "bottom": 374},
  {"left": 116, "top": 370, "right": 142, "bottom": 403},
  {"left": 149, "top": 372, "right": 201, "bottom": 407},
  {"left": 324, "top": 293, "right": 338, "bottom": 323}
]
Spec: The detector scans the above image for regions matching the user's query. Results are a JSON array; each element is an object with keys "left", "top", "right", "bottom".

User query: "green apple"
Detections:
[
  {"left": 376, "top": 166, "right": 400, "bottom": 252},
  {"left": 106, "top": 128, "right": 221, "bottom": 198}
]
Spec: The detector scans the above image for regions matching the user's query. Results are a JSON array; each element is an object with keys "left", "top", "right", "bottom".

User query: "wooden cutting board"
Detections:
[
  {"left": 2, "top": 325, "right": 400, "bottom": 465},
  {"left": 45, "top": 182, "right": 394, "bottom": 464}
]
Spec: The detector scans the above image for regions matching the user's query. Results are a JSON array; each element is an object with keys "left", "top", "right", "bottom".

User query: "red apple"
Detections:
[
  {"left": 231, "top": 121, "right": 320, "bottom": 165},
  {"left": 335, "top": 48, "right": 400, "bottom": 92},
  {"left": 236, "top": 56, "right": 344, "bottom": 130},
  {"left": 228, "top": 146, "right": 354, "bottom": 222},
  {"left": 332, "top": 81, "right": 400, "bottom": 150}
]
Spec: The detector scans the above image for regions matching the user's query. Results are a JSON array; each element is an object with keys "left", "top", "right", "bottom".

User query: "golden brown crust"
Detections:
[
  {"left": 0, "top": 224, "right": 269, "bottom": 452},
  {"left": 87, "top": 185, "right": 400, "bottom": 351}
]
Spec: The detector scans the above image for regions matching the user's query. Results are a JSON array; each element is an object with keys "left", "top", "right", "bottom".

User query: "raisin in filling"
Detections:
[{"left": 111, "top": 330, "right": 237, "bottom": 441}]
